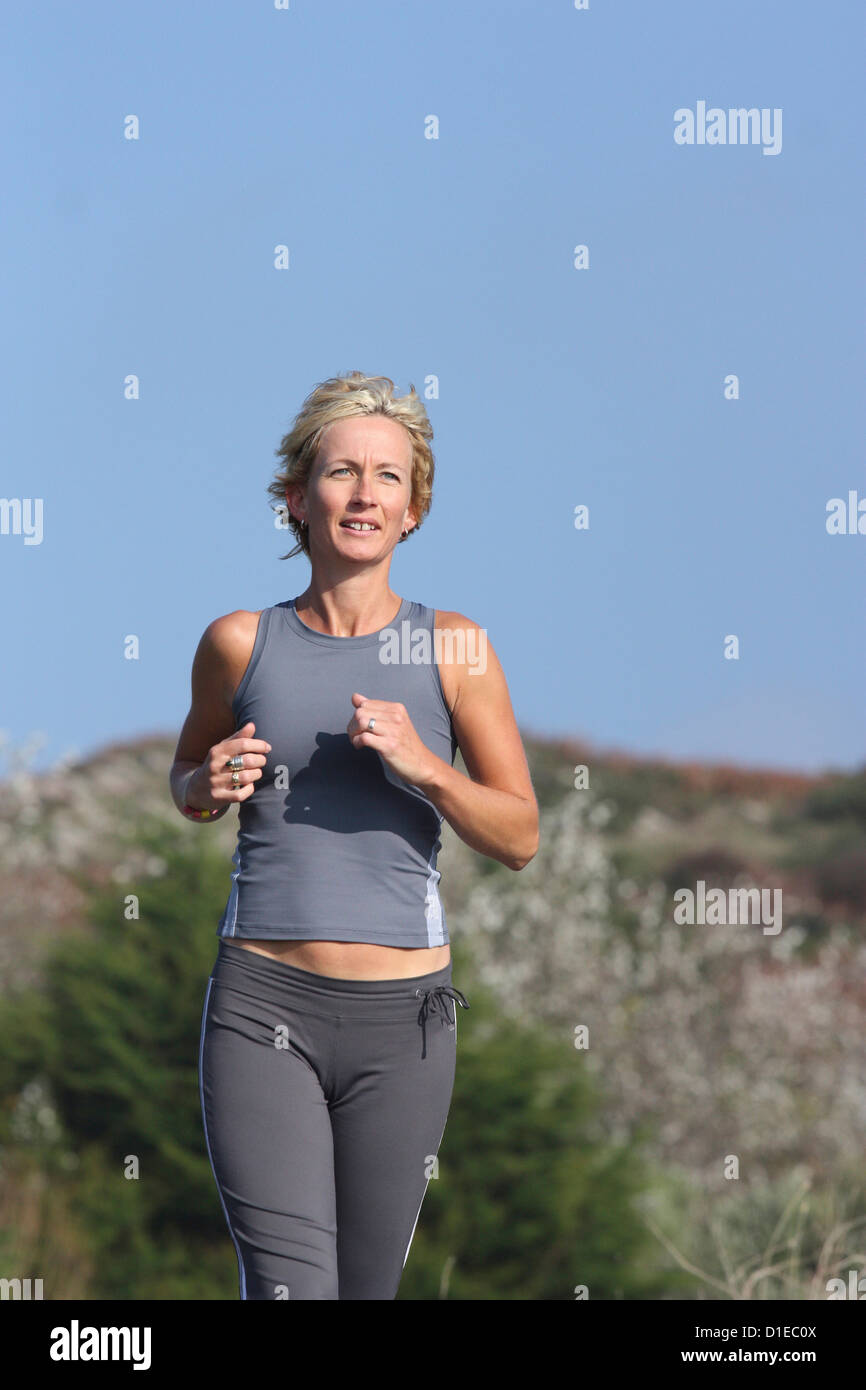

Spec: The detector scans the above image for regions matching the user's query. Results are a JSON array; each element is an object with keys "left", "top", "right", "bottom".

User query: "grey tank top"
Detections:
[{"left": 217, "top": 595, "right": 458, "bottom": 947}]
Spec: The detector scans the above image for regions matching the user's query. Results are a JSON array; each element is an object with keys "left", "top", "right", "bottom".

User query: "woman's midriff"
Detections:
[{"left": 227, "top": 938, "right": 451, "bottom": 980}]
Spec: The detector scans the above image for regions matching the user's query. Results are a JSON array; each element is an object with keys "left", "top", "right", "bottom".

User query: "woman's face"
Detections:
[{"left": 289, "top": 414, "right": 418, "bottom": 559}]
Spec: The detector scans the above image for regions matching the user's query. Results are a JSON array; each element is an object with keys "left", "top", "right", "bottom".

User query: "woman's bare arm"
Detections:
[
  {"left": 169, "top": 612, "right": 270, "bottom": 814},
  {"left": 416, "top": 613, "right": 539, "bottom": 870}
]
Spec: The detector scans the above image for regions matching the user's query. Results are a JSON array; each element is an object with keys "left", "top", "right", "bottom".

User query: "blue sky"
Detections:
[{"left": 1, "top": 0, "right": 863, "bottom": 779}]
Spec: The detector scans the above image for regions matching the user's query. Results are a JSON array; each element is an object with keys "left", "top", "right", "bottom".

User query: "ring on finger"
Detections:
[
  {"left": 226, "top": 754, "right": 244, "bottom": 771},
  {"left": 231, "top": 770, "right": 241, "bottom": 788}
]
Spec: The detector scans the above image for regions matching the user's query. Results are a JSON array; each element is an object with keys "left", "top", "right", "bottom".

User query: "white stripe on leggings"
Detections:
[
  {"left": 402, "top": 995, "right": 458, "bottom": 1272},
  {"left": 199, "top": 975, "right": 248, "bottom": 1299}
]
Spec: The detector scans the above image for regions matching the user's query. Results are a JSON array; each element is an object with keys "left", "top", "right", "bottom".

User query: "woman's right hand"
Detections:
[{"left": 186, "top": 722, "right": 272, "bottom": 809}]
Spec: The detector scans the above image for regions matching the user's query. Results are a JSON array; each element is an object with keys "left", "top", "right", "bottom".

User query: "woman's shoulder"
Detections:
[
  {"left": 428, "top": 606, "right": 484, "bottom": 635},
  {"left": 201, "top": 608, "right": 266, "bottom": 680},
  {"left": 205, "top": 607, "right": 265, "bottom": 648},
  {"left": 427, "top": 608, "right": 492, "bottom": 687}
]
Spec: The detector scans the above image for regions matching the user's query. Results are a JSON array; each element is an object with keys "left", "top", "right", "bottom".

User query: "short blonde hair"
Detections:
[{"left": 266, "top": 371, "right": 436, "bottom": 560}]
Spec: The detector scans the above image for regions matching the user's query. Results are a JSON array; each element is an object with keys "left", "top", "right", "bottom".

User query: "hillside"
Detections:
[{"left": 1, "top": 732, "right": 864, "bottom": 1189}]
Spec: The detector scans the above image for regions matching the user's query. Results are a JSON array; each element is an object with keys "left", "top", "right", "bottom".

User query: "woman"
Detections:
[{"left": 170, "top": 372, "right": 538, "bottom": 1300}]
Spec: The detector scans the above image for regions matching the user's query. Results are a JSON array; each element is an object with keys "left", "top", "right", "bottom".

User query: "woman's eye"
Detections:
[{"left": 332, "top": 467, "right": 400, "bottom": 481}]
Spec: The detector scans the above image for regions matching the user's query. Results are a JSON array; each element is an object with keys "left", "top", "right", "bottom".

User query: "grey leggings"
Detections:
[{"left": 198, "top": 940, "right": 469, "bottom": 1300}]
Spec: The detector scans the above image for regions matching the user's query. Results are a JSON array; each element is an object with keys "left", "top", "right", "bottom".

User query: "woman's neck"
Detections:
[{"left": 293, "top": 582, "right": 403, "bottom": 638}]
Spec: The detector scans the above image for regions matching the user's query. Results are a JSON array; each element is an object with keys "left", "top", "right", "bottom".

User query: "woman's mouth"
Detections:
[{"left": 339, "top": 520, "right": 379, "bottom": 532}]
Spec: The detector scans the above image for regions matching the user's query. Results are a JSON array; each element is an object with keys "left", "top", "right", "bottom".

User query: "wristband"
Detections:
[
  {"left": 182, "top": 802, "right": 229, "bottom": 822},
  {"left": 178, "top": 767, "right": 228, "bottom": 822}
]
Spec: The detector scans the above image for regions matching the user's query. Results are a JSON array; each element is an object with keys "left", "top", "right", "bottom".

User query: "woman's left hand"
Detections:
[{"left": 347, "top": 692, "right": 439, "bottom": 787}]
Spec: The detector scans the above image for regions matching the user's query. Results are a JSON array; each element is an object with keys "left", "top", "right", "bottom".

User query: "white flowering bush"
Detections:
[
  {"left": 2, "top": 737, "right": 863, "bottom": 1199},
  {"left": 448, "top": 789, "right": 866, "bottom": 1183}
]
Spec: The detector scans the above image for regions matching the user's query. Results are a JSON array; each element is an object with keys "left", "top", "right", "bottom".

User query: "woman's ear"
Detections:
[{"left": 285, "top": 485, "right": 305, "bottom": 522}]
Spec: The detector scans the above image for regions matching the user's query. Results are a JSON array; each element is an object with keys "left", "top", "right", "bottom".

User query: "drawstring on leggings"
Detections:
[{"left": 414, "top": 984, "right": 470, "bottom": 1060}]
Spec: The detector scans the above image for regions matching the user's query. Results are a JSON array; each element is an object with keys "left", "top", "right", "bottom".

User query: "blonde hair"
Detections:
[{"left": 266, "top": 371, "right": 436, "bottom": 561}]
